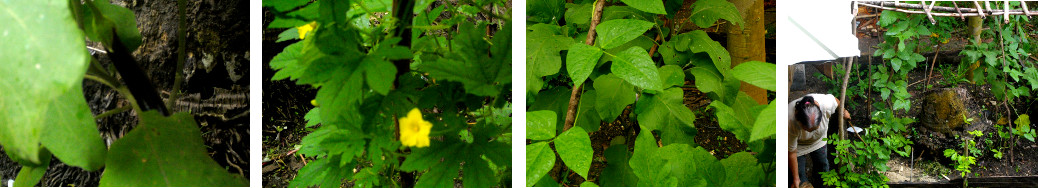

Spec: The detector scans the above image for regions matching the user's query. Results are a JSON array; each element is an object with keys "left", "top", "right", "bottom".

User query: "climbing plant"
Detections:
[
  {"left": 0, "top": 0, "right": 246, "bottom": 186},
  {"left": 526, "top": 0, "right": 776, "bottom": 186},
  {"left": 265, "top": 0, "right": 512, "bottom": 187}
]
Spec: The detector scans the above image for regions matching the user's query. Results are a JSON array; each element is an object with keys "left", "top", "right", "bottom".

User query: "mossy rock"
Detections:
[{"left": 918, "top": 88, "right": 969, "bottom": 134}]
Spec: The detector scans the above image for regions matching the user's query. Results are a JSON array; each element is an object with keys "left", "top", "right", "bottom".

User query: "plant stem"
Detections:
[
  {"left": 563, "top": 0, "right": 605, "bottom": 132},
  {"left": 96, "top": 105, "right": 132, "bottom": 119},
  {"left": 168, "top": 0, "right": 186, "bottom": 111}
]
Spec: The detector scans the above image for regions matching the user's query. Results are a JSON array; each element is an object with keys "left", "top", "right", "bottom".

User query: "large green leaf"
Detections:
[
  {"left": 567, "top": 43, "right": 604, "bottom": 87},
  {"left": 612, "top": 46, "right": 664, "bottom": 91},
  {"left": 635, "top": 88, "right": 695, "bottom": 131},
  {"left": 629, "top": 128, "right": 668, "bottom": 186},
  {"left": 720, "top": 152, "right": 764, "bottom": 186},
  {"left": 621, "top": 0, "right": 667, "bottom": 14},
  {"left": 421, "top": 23, "right": 510, "bottom": 97},
  {"left": 0, "top": 0, "right": 89, "bottom": 165},
  {"left": 527, "top": 110, "right": 558, "bottom": 140},
  {"left": 13, "top": 149, "right": 51, "bottom": 187},
  {"left": 594, "top": 74, "right": 636, "bottom": 122},
  {"left": 527, "top": 24, "right": 573, "bottom": 81},
  {"left": 688, "top": 30, "right": 732, "bottom": 75},
  {"left": 576, "top": 90, "right": 603, "bottom": 132},
  {"left": 600, "top": 144, "right": 638, "bottom": 186},
  {"left": 556, "top": 127, "right": 593, "bottom": 179},
  {"left": 689, "top": 0, "right": 744, "bottom": 28},
  {"left": 595, "top": 19, "right": 654, "bottom": 49},
  {"left": 99, "top": 111, "right": 247, "bottom": 186},
  {"left": 526, "top": 142, "right": 556, "bottom": 186},
  {"left": 659, "top": 65, "right": 686, "bottom": 88},
  {"left": 40, "top": 85, "right": 107, "bottom": 171},
  {"left": 749, "top": 101, "right": 777, "bottom": 143},
  {"left": 731, "top": 61, "right": 776, "bottom": 91}
]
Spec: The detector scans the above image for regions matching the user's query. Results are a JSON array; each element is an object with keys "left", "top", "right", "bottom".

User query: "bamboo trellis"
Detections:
[{"left": 857, "top": 1, "right": 1037, "bottom": 23}]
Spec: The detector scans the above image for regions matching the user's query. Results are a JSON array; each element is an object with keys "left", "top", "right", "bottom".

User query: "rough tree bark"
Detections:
[{"left": 727, "top": 0, "right": 768, "bottom": 104}]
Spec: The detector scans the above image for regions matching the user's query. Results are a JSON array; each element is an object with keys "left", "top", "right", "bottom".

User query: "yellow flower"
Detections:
[
  {"left": 297, "top": 21, "right": 317, "bottom": 39},
  {"left": 399, "top": 108, "right": 432, "bottom": 148}
]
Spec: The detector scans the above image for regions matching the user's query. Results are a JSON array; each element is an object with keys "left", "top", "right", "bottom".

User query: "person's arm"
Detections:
[
  {"left": 789, "top": 151, "right": 800, "bottom": 188},
  {"left": 834, "top": 98, "right": 851, "bottom": 120}
]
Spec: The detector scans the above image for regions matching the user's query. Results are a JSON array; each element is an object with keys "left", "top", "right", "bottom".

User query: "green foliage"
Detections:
[
  {"left": 556, "top": 127, "right": 594, "bottom": 179},
  {"left": 100, "top": 111, "right": 247, "bottom": 186},
  {"left": 0, "top": 0, "right": 91, "bottom": 165},
  {"left": 268, "top": 0, "right": 512, "bottom": 187},
  {"left": 823, "top": 109, "right": 911, "bottom": 188},
  {"left": 945, "top": 130, "right": 983, "bottom": 187},
  {"left": 1013, "top": 114, "right": 1037, "bottom": 142},
  {"left": 525, "top": 0, "right": 774, "bottom": 186},
  {"left": 1, "top": 0, "right": 245, "bottom": 186}
]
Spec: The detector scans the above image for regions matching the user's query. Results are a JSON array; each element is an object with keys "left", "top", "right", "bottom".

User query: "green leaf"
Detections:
[
  {"left": 276, "top": 27, "right": 300, "bottom": 42},
  {"left": 612, "top": 46, "right": 664, "bottom": 91},
  {"left": 267, "top": 3, "right": 318, "bottom": 28},
  {"left": 528, "top": 0, "right": 565, "bottom": 23},
  {"left": 262, "top": 0, "right": 311, "bottom": 11},
  {"left": 689, "top": 0, "right": 744, "bottom": 28},
  {"left": 530, "top": 88, "right": 571, "bottom": 133},
  {"left": 421, "top": 23, "right": 510, "bottom": 96},
  {"left": 878, "top": 10, "right": 902, "bottom": 27},
  {"left": 600, "top": 144, "right": 639, "bottom": 186},
  {"left": 731, "top": 61, "right": 776, "bottom": 91},
  {"left": 40, "top": 86, "right": 107, "bottom": 171},
  {"left": 13, "top": 149, "right": 51, "bottom": 187},
  {"left": 576, "top": 90, "right": 603, "bottom": 132},
  {"left": 462, "top": 155, "right": 496, "bottom": 188},
  {"left": 688, "top": 30, "right": 732, "bottom": 75},
  {"left": 659, "top": 65, "right": 686, "bottom": 88},
  {"left": 749, "top": 101, "right": 777, "bottom": 143},
  {"left": 527, "top": 24, "right": 574, "bottom": 79},
  {"left": 565, "top": 3, "right": 594, "bottom": 26},
  {"left": 711, "top": 101, "right": 752, "bottom": 142},
  {"left": 580, "top": 182, "right": 600, "bottom": 187},
  {"left": 415, "top": 160, "right": 460, "bottom": 188},
  {"left": 99, "top": 111, "right": 247, "bottom": 186},
  {"left": 621, "top": 0, "right": 667, "bottom": 14},
  {"left": 0, "top": 0, "right": 89, "bottom": 165},
  {"left": 635, "top": 88, "right": 695, "bottom": 131},
  {"left": 556, "top": 127, "right": 594, "bottom": 179},
  {"left": 721, "top": 152, "right": 764, "bottom": 186},
  {"left": 269, "top": 42, "right": 306, "bottom": 81},
  {"left": 82, "top": 0, "right": 143, "bottom": 51},
  {"left": 567, "top": 43, "right": 604, "bottom": 87},
  {"left": 594, "top": 74, "right": 637, "bottom": 122},
  {"left": 595, "top": 19, "right": 655, "bottom": 49},
  {"left": 361, "top": 57, "right": 397, "bottom": 95},
  {"left": 629, "top": 127, "right": 664, "bottom": 186},
  {"left": 526, "top": 142, "right": 556, "bottom": 186},
  {"left": 527, "top": 110, "right": 558, "bottom": 140}
]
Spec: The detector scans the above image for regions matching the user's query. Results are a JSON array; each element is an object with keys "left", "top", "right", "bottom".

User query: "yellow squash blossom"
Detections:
[
  {"left": 297, "top": 21, "right": 317, "bottom": 39},
  {"left": 399, "top": 108, "right": 432, "bottom": 148}
]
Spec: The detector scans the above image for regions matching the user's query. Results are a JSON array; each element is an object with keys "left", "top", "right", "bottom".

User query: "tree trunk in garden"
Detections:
[
  {"left": 727, "top": 0, "right": 767, "bottom": 105},
  {"left": 969, "top": 16, "right": 982, "bottom": 44}
]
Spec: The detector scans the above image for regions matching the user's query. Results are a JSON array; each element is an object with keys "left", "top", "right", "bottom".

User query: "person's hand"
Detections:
[{"left": 792, "top": 179, "right": 801, "bottom": 188}]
